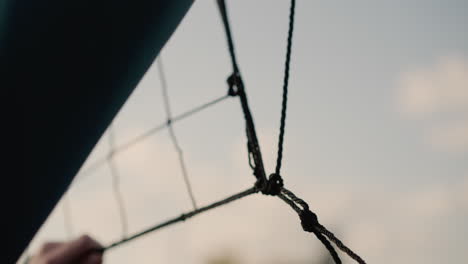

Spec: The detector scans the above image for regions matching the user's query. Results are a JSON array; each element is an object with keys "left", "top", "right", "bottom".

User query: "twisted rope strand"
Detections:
[
  {"left": 167, "top": 124, "right": 198, "bottom": 209},
  {"left": 216, "top": 0, "right": 239, "bottom": 72},
  {"left": 102, "top": 187, "right": 258, "bottom": 251},
  {"left": 275, "top": 0, "right": 296, "bottom": 175},
  {"left": 217, "top": 0, "right": 267, "bottom": 184},
  {"left": 281, "top": 187, "right": 309, "bottom": 211},
  {"left": 277, "top": 193, "right": 301, "bottom": 214},
  {"left": 74, "top": 94, "right": 229, "bottom": 185},
  {"left": 158, "top": 57, "right": 198, "bottom": 209},
  {"left": 60, "top": 3, "right": 367, "bottom": 264},
  {"left": 279, "top": 187, "right": 365, "bottom": 264},
  {"left": 313, "top": 231, "right": 342, "bottom": 264},
  {"left": 315, "top": 224, "right": 366, "bottom": 264},
  {"left": 108, "top": 126, "right": 129, "bottom": 238}
]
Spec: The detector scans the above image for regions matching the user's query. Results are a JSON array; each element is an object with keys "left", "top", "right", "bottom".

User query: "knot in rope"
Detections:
[
  {"left": 180, "top": 213, "right": 187, "bottom": 221},
  {"left": 260, "top": 173, "right": 284, "bottom": 196},
  {"left": 227, "top": 72, "right": 242, "bottom": 96},
  {"left": 299, "top": 209, "right": 319, "bottom": 232}
]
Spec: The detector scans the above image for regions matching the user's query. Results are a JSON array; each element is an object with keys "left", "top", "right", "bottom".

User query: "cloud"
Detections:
[
  {"left": 397, "top": 56, "right": 468, "bottom": 117},
  {"left": 396, "top": 56, "right": 468, "bottom": 152},
  {"left": 425, "top": 120, "right": 468, "bottom": 152}
]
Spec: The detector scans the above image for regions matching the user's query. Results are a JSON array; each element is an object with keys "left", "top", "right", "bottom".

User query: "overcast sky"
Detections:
[{"left": 23, "top": 1, "right": 467, "bottom": 263}]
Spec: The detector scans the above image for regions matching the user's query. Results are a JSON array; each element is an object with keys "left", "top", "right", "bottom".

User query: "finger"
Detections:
[
  {"left": 38, "top": 241, "right": 62, "bottom": 255},
  {"left": 28, "top": 242, "right": 62, "bottom": 264},
  {"left": 78, "top": 252, "right": 103, "bottom": 264},
  {"left": 49, "top": 235, "right": 103, "bottom": 263}
]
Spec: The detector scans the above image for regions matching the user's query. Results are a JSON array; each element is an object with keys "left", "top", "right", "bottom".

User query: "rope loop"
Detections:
[{"left": 180, "top": 213, "right": 187, "bottom": 221}]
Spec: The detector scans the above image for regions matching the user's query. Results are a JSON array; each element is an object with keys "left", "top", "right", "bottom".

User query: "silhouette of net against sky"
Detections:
[{"left": 62, "top": 1, "right": 365, "bottom": 263}]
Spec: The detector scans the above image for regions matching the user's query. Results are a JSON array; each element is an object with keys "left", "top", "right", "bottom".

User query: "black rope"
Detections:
[
  {"left": 279, "top": 188, "right": 366, "bottom": 264},
  {"left": 313, "top": 231, "right": 342, "bottom": 264},
  {"left": 217, "top": 0, "right": 267, "bottom": 186},
  {"left": 54, "top": 3, "right": 367, "bottom": 264},
  {"left": 216, "top": 0, "right": 239, "bottom": 73},
  {"left": 315, "top": 224, "right": 367, "bottom": 264},
  {"left": 277, "top": 193, "right": 301, "bottom": 214},
  {"left": 261, "top": 173, "right": 284, "bottom": 196},
  {"left": 281, "top": 187, "right": 309, "bottom": 211},
  {"left": 108, "top": 125, "right": 129, "bottom": 238},
  {"left": 158, "top": 57, "right": 198, "bottom": 209},
  {"left": 216, "top": 3, "right": 363, "bottom": 262},
  {"left": 275, "top": 0, "right": 295, "bottom": 175},
  {"left": 101, "top": 187, "right": 258, "bottom": 251}
]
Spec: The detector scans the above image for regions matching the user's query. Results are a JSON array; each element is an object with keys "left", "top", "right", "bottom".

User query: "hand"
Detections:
[{"left": 29, "top": 235, "right": 103, "bottom": 264}]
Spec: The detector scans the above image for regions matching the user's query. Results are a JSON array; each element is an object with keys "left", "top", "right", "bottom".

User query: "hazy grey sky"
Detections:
[{"left": 23, "top": 1, "right": 467, "bottom": 263}]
